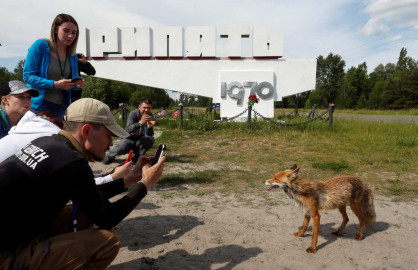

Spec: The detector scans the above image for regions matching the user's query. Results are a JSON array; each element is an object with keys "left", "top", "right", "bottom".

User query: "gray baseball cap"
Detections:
[{"left": 0, "top": 81, "right": 39, "bottom": 97}]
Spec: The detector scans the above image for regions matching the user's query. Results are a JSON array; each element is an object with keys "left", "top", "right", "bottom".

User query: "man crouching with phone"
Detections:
[
  {"left": 0, "top": 98, "right": 165, "bottom": 269},
  {"left": 104, "top": 98, "right": 155, "bottom": 164}
]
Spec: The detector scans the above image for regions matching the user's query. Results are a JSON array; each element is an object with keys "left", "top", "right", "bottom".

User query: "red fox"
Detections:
[{"left": 264, "top": 164, "right": 376, "bottom": 253}]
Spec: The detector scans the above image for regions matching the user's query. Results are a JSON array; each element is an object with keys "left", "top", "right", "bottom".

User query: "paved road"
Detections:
[{"left": 335, "top": 114, "right": 418, "bottom": 124}]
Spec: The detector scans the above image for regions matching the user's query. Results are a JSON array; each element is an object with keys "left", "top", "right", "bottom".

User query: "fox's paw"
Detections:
[
  {"left": 293, "top": 231, "right": 304, "bottom": 237},
  {"left": 354, "top": 234, "right": 363, "bottom": 241},
  {"left": 331, "top": 231, "right": 342, "bottom": 236},
  {"left": 306, "top": 247, "right": 317, "bottom": 253}
]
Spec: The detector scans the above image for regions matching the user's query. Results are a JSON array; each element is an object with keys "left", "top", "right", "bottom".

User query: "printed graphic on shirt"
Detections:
[{"left": 15, "top": 143, "right": 49, "bottom": 170}]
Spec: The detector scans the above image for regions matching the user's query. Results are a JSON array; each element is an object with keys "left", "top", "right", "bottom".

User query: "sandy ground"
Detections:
[{"left": 90, "top": 133, "right": 418, "bottom": 270}]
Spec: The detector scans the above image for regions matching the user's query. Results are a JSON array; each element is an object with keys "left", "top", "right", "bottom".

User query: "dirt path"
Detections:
[
  {"left": 103, "top": 191, "right": 417, "bottom": 270},
  {"left": 90, "top": 133, "right": 418, "bottom": 270}
]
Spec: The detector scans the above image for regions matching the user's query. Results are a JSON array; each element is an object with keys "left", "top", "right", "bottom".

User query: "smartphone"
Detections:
[
  {"left": 152, "top": 143, "right": 166, "bottom": 165},
  {"left": 71, "top": 77, "right": 83, "bottom": 82},
  {"left": 125, "top": 150, "right": 133, "bottom": 164},
  {"left": 143, "top": 112, "right": 155, "bottom": 121}
]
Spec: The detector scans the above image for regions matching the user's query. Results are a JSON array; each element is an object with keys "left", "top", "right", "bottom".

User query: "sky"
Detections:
[{"left": 1, "top": 0, "right": 418, "bottom": 100}]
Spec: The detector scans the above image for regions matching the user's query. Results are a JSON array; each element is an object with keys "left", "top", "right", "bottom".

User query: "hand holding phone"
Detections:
[
  {"left": 71, "top": 77, "right": 83, "bottom": 82},
  {"left": 152, "top": 143, "right": 166, "bottom": 165}
]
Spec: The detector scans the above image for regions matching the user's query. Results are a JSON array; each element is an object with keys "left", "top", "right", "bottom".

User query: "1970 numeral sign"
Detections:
[{"left": 221, "top": 81, "right": 274, "bottom": 105}]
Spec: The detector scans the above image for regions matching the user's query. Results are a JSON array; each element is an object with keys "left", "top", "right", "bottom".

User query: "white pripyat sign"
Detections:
[{"left": 77, "top": 26, "right": 316, "bottom": 119}]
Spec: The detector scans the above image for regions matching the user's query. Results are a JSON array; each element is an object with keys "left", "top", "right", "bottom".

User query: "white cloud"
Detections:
[
  {"left": 360, "top": 0, "right": 418, "bottom": 36},
  {"left": 0, "top": 0, "right": 164, "bottom": 58},
  {"left": 1, "top": 0, "right": 409, "bottom": 73},
  {"left": 387, "top": 35, "right": 403, "bottom": 41},
  {"left": 360, "top": 18, "right": 390, "bottom": 36}
]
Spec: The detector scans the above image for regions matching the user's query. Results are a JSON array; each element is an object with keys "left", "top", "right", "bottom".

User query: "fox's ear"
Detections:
[
  {"left": 290, "top": 164, "right": 297, "bottom": 170},
  {"left": 289, "top": 167, "right": 300, "bottom": 181}
]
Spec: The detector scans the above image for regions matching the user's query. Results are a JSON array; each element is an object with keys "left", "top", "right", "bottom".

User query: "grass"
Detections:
[
  {"left": 312, "top": 160, "right": 352, "bottom": 172},
  {"left": 149, "top": 116, "right": 418, "bottom": 201},
  {"left": 386, "top": 179, "right": 418, "bottom": 197},
  {"left": 114, "top": 107, "right": 418, "bottom": 201}
]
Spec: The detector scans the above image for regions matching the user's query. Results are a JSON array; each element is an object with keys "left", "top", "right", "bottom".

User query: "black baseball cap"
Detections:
[{"left": 0, "top": 81, "right": 39, "bottom": 98}]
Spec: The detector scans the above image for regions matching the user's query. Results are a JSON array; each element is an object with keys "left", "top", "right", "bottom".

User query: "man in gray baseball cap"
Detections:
[
  {"left": 0, "top": 98, "right": 166, "bottom": 269},
  {"left": 0, "top": 80, "right": 39, "bottom": 139}
]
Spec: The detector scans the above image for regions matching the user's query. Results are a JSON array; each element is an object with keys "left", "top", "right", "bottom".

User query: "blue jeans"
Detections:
[{"left": 30, "top": 100, "right": 67, "bottom": 119}]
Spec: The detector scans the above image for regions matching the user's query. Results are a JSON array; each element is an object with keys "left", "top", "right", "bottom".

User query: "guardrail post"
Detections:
[
  {"left": 329, "top": 103, "right": 334, "bottom": 128},
  {"left": 247, "top": 104, "right": 252, "bottom": 128},
  {"left": 295, "top": 104, "right": 298, "bottom": 117},
  {"left": 179, "top": 104, "right": 183, "bottom": 127}
]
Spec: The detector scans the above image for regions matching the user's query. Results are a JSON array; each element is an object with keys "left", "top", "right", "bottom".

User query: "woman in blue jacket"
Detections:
[{"left": 23, "top": 14, "right": 85, "bottom": 118}]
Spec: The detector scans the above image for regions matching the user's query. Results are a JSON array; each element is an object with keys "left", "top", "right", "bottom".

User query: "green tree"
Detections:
[
  {"left": 0, "top": 67, "right": 12, "bottom": 86},
  {"left": 81, "top": 77, "right": 110, "bottom": 104},
  {"left": 196, "top": 95, "right": 212, "bottom": 107},
  {"left": 373, "top": 64, "right": 387, "bottom": 80},
  {"left": 381, "top": 48, "right": 418, "bottom": 109},
  {"left": 385, "top": 63, "right": 396, "bottom": 77},
  {"left": 397, "top": 47, "right": 408, "bottom": 69},
  {"left": 307, "top": 53, "right": 345, "bottom": 108},
  {"left": 11, "top": 60, "right": 25, "bottom": 82},
  {"left": 382, "top": 66, "right": 418, "bottom": 109},
  {"left": 129, "top": 85, "right": 173, "bottom": 109},
  {"left": 368, "top": 79, "right": 385, "bottom": 109},
  {"left": 337, "top": 62, "right": 370, "bottom": 109},
  {"left": 81, "top": 77, "right": 173, "bottom": 110}
]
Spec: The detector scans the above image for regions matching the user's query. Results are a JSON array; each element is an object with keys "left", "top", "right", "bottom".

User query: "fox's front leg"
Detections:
[
  {"left": 294, "top": 213, "right": 311, "bottom": 237},
  {"left": 306, "top": 212, "right": 321, "bottom": 253}
]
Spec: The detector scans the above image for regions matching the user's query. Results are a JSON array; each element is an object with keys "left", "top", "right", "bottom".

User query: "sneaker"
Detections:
[{"left": 103, "top": 154, "right": 113, "bottom": 165}]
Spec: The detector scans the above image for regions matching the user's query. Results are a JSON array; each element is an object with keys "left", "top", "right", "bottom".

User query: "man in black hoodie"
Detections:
[{"left": 0, "top": 98, "right": 165, "bottom": 269}]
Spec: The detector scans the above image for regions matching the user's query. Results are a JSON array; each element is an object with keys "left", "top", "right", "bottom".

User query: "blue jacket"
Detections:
[
  {"left": 0, "top": 109, "right": 12, "bottom": 140},
  {"left": 23, "top": 39, "right": 80, "bottom": 109}
]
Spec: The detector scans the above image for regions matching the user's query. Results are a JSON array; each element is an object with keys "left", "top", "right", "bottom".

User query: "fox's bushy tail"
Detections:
[{"left": 359, "top": 186, "right": 376, "bottom": 225}]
